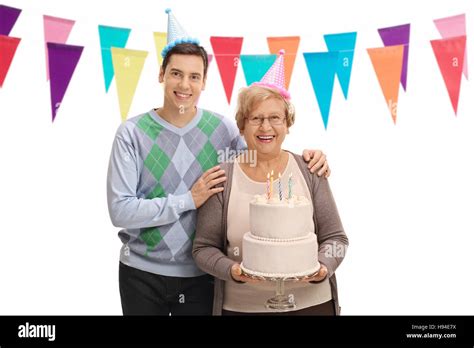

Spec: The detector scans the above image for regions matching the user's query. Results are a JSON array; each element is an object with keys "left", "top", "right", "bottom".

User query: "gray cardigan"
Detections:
[{"left": 192, "top": 152, "right": 348, "bottom": 315}]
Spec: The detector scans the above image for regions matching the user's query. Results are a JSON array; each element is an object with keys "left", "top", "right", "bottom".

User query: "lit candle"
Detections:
[
  {"left": 270, "top": 170, "right": 274, "bottom": 199},
  {"left": 288, "top": 173, "right": 293, "bottom": 199},
  {"left": 278, "top": 173, "right": 282, "bottom": 201},
  {"left": 266, "top": 172, "right": 270, "bottom": 200}
]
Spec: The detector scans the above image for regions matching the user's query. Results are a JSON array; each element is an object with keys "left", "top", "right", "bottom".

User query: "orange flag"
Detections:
[
  {"left": 267, "top": 36, "right": 300, "bottom": 90},
  {"left": 430, "top": 36, "right": 466, "bottom": 115},
  {"left": 367, "top": 45, "right": 404, "bottom": 124}
]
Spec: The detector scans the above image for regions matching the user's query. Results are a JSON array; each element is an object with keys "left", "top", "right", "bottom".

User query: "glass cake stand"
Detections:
[{"left": 241, "top": 262, "right": 321, "bottom": 311}]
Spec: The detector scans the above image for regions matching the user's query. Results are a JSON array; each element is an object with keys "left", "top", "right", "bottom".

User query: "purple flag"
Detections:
[
  {"left": 48, "top": 43, "right": 83, "bottom": 122},
  {"left": 0, "top": 5, "right": 22, "bottom": 36},
  {"left": 378, "top": 24, "right": 410, "bottom": 91}
]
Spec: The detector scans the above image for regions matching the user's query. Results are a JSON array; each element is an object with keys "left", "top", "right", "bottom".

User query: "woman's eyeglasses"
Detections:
[{"left": 246, "top": 115, "right": 285, "bottom": 126}]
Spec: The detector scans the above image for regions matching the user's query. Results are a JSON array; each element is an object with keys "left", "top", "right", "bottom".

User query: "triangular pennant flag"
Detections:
[
  {"left": 367, "top": 45, "right": 404, "bottom": 124},
  {"left": 324, "top": 32, "right": 357, "bottom": 99},
  {"left": 210, "top": 36, "right": 243, "bottom": 104},
  {"left": 240, "top": 54, "right": 276, "bottom": 85},
  {"left": 111, "top": 47, "right": 148, "bottom": 122},
  {"left": 434, "top": 14, "right": 468, "bottom": 80},
  {"left": 0, "top": 4, "right": 21, "bottom": 36},
  {"left": 303, "top": 52, "right": 339, "bottom": 130},
  {"left": 267, "top": 36, "right": 300, "bottom": 90},
  {"left": 44, "top": 15, "right": 75, "bottom": 80},
  {"left": 378, "top": 24, "right": 410, "bottom": 91},
  {"left": 98, "top": 25, "right": 131, "bottom": 92},
  {"left": 48, "top": 42, "right": 83, "bottom": 122},
  {"left": 153, "top": 31, "right": 166, "bottom": 66},
  {"left": 0, "top": 34, "right": 20, "bottom": 87},
  {"left": 430, "top": 36, "right": 466, "bottom": 115}
]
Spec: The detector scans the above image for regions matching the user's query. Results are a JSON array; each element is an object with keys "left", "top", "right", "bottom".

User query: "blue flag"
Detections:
[
  {"left": 98, "top": 25, "right": 131, "bottom": 92},
  {"left": 303, "top": 52, "right": 339, "bottom": 130},
  {"left": 324, "top": 32, "right": 357, "bottom": 99},
  {"left": 240, "top": 54, "right": 277, "bottom": 86}
]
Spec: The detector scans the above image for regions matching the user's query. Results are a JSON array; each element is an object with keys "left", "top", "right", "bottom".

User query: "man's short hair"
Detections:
[{"left": 161, "top": 43, "right": 209, "bottom": 77}]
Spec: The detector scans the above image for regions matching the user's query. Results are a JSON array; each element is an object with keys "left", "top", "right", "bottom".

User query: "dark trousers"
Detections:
[
  {"left": 222, "top": 299, "right": 335, "bottom": 316},
  {"left": 119, "top": 262, "right": 214, "bottom": 315}
]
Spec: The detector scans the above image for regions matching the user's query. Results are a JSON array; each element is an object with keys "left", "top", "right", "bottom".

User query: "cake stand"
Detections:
[{"left": 241, "top": 262, "right": 321, "bottom": 311}]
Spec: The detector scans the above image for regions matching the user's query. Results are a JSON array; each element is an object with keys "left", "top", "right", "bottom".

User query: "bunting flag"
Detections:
[
  {"left": 378, "top": 24, "right": 410, "bottom": 91},
  {"left": 324, "top": 32, "right": 357, "bottom": 99},
  {"left": 303, "top": 52, "right": 339, "bottom": 130},
  {"left": 240, "top": 54, "right": 276, "bottom": 85},
  {"left": 48, "top": 42, "right": 83, "bottom": 122},
  {"left": 98, "top": 25, "right": 131, "bottom": 92},
  {"left": 111, "top": 47, "right": 148, "bottom": 122},
  {"left": 0, "top": 6, "right": 471, "bottom": 123},
  {"left": 153, "top": 31, "right": 166, "bottom": 66},
  {"left": 267, "top": 36, "right": 300, "bottom": 89},
  {"left": 0, "top": 34, "right": 20, "bottom": 87},
  {"left": 0, "top": 4, "right": 21, "bottom": 36},
  {"left": 210, "top": 36, "right": 243, "bottom": 104},
  {"left": 434, "top": 14, "right": 468, "bottom": 80},
  {"left": 44, "top": 15, "right": 75, "bottom": 80},
  {"left": 430, "top": 36, "right": 466, "bottom": 115},
  {"left": 367, "top": 45, "right": 404, "bottom": 124}
]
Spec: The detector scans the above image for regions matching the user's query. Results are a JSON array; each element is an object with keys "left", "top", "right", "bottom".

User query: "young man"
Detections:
[{"left": 107, "top": 10, "right": 329, "bottom": 316}]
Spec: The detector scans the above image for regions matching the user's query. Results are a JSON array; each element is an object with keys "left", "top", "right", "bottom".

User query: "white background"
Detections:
[{"left": 0, "top": 0, "right": 473, "bottom": 315}]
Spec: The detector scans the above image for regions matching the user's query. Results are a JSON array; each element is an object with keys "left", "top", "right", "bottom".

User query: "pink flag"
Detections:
[
  {"left": 434, "top": 14, "right": 468, "bottom": 79},
  {"left": 44, "top": 15, "right": 75, "bottom": 80},
  {"left": 430, "top": 36, "right": 466, "bottom": 115}
]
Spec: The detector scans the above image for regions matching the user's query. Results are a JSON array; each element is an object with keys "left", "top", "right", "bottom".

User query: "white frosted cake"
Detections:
[{"left": 241, "top": 194, "right": 320, "bottom": 278}]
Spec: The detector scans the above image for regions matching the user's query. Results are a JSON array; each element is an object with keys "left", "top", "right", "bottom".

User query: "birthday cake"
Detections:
[{"left": 241, "top": 194, "right": 320, "bottom": 278}]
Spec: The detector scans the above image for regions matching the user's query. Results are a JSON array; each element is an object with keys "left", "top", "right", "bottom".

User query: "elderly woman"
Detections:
[{"left": 192, "top": 85, "right": 348, "bottom": 315}]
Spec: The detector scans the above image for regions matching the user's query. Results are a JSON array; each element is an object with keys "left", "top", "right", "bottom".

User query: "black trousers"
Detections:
[{"left": 119, "top": 262, "right": 214, "bottom": 315}]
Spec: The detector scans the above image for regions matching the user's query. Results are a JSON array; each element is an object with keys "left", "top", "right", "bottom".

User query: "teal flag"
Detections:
[
  {"left": 303, "top": 52, "right": 339, "bottom": 130},
  {"left": 324, "top": 32, "right": 357, "bottom": 99},
  {"left": 240, "top": 54, "right": 276, "bottom": 85},
  {"left": 98, "top": 25, "right": 131, "bottom": 92}
]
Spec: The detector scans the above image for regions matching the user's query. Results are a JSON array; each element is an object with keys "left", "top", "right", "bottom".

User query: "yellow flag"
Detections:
[
  {"left": 153, "top": 32, "right": 167, "bottom": 66},
  {"left": 111, "top": 47, "right": 148, "bottom": 122}
]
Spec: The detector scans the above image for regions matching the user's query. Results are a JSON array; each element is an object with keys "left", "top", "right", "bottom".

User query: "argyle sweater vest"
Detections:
[{"left": 109, "top": 108, "right": 246, "bottom": 277}]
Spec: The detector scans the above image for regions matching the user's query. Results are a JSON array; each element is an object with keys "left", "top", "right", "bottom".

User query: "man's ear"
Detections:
[
  {"left": 158, "top": 66, "right": 164, "bottom": 83},
  {"left": 202, "top": 75, "right": 207, "bottom": 91}
]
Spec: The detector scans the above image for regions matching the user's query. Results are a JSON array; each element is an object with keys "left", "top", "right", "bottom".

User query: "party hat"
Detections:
[
  {"left": 161, "top": 8, "right": 200, "bottom": 58},
  {"left": 252, "top": 49, "right": 291, "bottom": 100}
]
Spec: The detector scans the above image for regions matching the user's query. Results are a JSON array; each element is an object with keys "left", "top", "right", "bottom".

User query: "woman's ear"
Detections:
[{"left": 239, "top": 124, "right": 244, "bottom": 135}]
